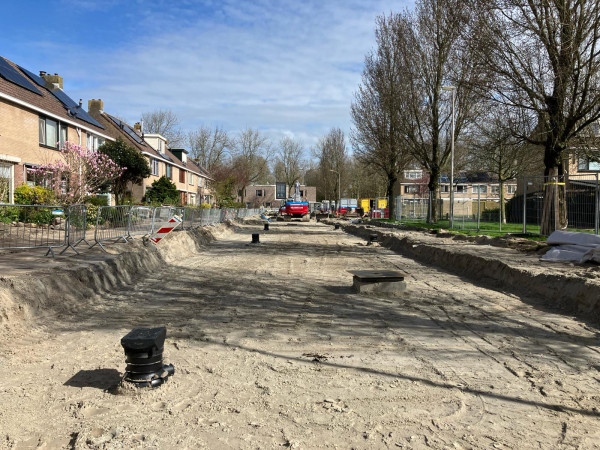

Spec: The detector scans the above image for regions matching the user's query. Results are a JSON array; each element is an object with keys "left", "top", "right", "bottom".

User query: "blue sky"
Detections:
[{"left": 1, "top": 0, "right": 413, "bottom": 152}]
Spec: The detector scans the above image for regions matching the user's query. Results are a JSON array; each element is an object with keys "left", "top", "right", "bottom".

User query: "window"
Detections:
[
  {"left": 256, "top": 189, "right": 263, "bottom": 197},
  {"left": 166, "top": 165, "right": 172, "bottom": 179},
  {"left": 491, "top": 185, "right": 500, "bottom": 194},
  {"left": 578, "top": 158, "right": 600, "bottom": 171},
  {"left": 404, "top": 185, "right": 419, "bottom": 194},
  {"left": 39, "top": 116, "right": 67, "bottom": 148},
  {"left": 507, "top": 185, "right": 517, "bottom": 194},
  {"left": 0, "top": 162, "right": 12, "bottom": 203},
  {"left": 151, "top": 159, "right": 159, "bottom": 176},
  {"left": 472, "top": 185, "right": 488, "bottom": 194},
  {"left": 189, "top": 173, "right": 194, "bottom": 185},
  {"left": 440, "top": 184, "right": 450, "bottom": 193},
  {"left": 405, "top": 170, "right": 423, "bottom": 179},
  {"left": 25, "top": 164, "right": 52, "bottom": 188},
  {"left": 455, "top": 185, "right": 466, "bottom": 193},
  {"left": 86, "top": 133, "right": 104, "bottom": 151},
  {"left": 179, "top": 168, "right": 186, "bottom": 183},
  {"left": 276, "top": 182, "right": 287, "bottom": 199},
  {"left": 300, "top": 190, "right": 304, "bottom": 197}
]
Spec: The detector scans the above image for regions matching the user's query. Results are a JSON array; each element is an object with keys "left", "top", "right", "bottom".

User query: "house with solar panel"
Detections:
[
  {"left": 87, "top": 100, "right": 214, "bottom": 205},
  {"left": 0, "top": 56, "right": 111, "bottom": 203}
]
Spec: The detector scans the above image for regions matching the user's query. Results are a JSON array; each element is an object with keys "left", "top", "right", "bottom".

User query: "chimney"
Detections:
[
  {"left": 88, "top": 99, "right": 104, "bottom": 116},
  {"left": 40, "top": 72, "right": 63, "bottom": 90},
  {"left": 133, "top": 122, "right": 142, "bottom": 135}
]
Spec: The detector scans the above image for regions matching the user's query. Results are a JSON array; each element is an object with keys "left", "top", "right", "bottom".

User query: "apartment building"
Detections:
[{"left": 397, "top": 169, "right": 518, "bottom": 217}]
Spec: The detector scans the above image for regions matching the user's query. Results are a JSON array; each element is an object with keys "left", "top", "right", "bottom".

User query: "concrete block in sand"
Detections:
[{"left": 348, "top": 270, "right": 407, "bottom": 296}]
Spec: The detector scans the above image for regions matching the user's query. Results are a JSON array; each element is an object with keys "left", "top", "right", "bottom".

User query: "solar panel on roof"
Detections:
[
  {"left": 18, "top": 66, "right": 46, "bottom": 87},
  {"left": 108, "top": 115, "right": 144, "bottom": 144},
  {"left": 46, "top": 88, "right": 104, "bottom": 129},
  {"left": 0, "top": 58, "right": 42, "bottom": 95}
]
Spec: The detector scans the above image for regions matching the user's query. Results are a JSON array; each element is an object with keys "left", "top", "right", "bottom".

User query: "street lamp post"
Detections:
[
  {"left": 330, "top": 169, "right": 340, "bottom": 216},
  {"left": 442, "top": 85, "right": 456, "bottom": 228}
]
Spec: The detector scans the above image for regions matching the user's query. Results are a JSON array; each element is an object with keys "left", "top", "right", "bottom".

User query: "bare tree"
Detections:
[
  {"left": 141, "top": 109, "right": 184, "bottom": 147},
  {"left": 276, "top": 137, "right": 305, "bottom": 195},
  {"left": 187, "top": 125, "right": 231, "bottom": 170},
  {"left": 232, "top": 128, "right": 272, "bottom": 202},
  {"left": 396, "top": 0, "right": 482, "bottom": 222},
  {"left": 314, "top": 128, "right": 348, "bottom": 204},
  {"left": 474, "top": 0, "right": 600, "bottom": 234},
  {"left": 468, "top": 104, "right": 540, "bottom": 223},
  {"left": 351, "top": 14, "right": 413, "bottom": 220}
]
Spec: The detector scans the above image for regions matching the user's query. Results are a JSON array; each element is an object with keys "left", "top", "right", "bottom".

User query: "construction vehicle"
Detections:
[{"left": 278, "top": 181, "right": 310, "bottom": 221}]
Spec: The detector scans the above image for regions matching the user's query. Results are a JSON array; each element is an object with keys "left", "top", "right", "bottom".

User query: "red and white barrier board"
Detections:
[{"left": 149, "top": 215, "right": 182, "bottom": 244}]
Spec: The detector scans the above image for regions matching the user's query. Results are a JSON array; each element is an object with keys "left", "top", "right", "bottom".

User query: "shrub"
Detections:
[
  {"left": 14, "top": 184, "right": 56, "bottom": 205},
  {"left": 84, "top": 195, "right": 109, "bottom": 207}
]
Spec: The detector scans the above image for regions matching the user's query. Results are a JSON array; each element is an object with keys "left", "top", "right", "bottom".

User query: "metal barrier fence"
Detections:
[
  {"left": 390, "top": 174, "right": 600, "bottom": 235},
  {"left": 0, "top": 203, "right": 67, "bottom": 256},
  {"left": 0, "top": 205, "right": 262, "bottom": 255},
  {"left": 128, "top": 206, "right": 155, "bottom": 238},
  {"left": 62, "top": 204, "right": 90, "bottom": 255},
  {"left": 93, "top": 205, "right": 132, "bottom": 251}
]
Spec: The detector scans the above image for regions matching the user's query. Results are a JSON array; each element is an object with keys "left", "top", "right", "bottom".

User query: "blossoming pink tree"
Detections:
[{"left": 35, "top": 141, "right": 124, "bottom": 205}]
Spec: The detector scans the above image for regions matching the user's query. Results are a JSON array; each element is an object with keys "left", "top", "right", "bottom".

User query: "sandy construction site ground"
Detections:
[{"left": 0, "top": 220, "right": 599, "bottom": 449}]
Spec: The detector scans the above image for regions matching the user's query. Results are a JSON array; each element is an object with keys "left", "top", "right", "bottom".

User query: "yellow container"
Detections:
[
  {"left": 359, "top": 198, "right": 371, "bottom": 213},
  {"left": 376, "top": 198, "right": 388, "bottom": 209}
]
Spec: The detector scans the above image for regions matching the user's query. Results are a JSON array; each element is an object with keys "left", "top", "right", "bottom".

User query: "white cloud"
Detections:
[{"left": 56, "top": 0, "right": 414, "bottom": 154}]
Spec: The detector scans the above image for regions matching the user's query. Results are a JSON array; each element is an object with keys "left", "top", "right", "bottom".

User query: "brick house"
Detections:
[
  {"left": 87, "top": 99, "right": 214, "bottom": 205},
  {"left": 242, "top": 184, "right": 317, "bottom": 208},
  {"left": 142, "top": 134, "right": 214, "bottom": 205},
  {"left": 0, "top": 56, "right": 112, "bottom": 203}
]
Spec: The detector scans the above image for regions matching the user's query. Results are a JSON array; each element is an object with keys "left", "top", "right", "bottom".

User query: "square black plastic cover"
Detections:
[{"left": 121, "top": 327, "right": 167, "bottom": 352}]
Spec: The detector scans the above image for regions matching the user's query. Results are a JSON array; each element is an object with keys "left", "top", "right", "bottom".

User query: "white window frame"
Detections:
[
  {"left": 86, "top": 133, "right": 105, "bottom": 151},
  {"left": 39, "top": 116, "right": 67, "bottom": 149},
  {"left": 507, "top": 185, "right": 517, "bottom": 194},
  {"left": 151, "top": 158, "right": 159, "bottom": 176},
  {"left": 472, "top": 185, "right": 488, "bottom": 194}
]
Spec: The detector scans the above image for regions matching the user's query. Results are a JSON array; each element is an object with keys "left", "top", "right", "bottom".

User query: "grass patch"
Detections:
[{"left": 371, "top": 218, "right": 546, "bottom": 241}]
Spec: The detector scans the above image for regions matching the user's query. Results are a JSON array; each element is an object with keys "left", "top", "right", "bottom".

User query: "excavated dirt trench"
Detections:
[
  {"left": 336, "top": 221, "right": 600, "bottom": 320},
  {"left": 0, "top": 220, "right": 599, "bottom": 449}
]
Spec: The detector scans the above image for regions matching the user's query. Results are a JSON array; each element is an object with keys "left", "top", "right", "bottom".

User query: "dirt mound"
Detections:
[{"left": 0, "top": 224, "right": 231, "bottom": 343}]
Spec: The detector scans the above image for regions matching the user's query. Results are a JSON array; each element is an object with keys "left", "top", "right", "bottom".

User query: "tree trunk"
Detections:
[
  {"left": 427, "top": 171, "right": 440, "bottom": 222},
  {"left": 386, "top": 175, "right": 397, "bottom": 220},
  {"left": 499, "top": 180, "right": 506, "bottom": 225},
  {"left": 540, "top": 165, "right": 567, "bottom": 235}
]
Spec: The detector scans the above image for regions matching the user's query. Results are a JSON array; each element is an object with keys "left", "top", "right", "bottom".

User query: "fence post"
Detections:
[
  {"left": 477, "top": 188, "right": 481, "bottom": 232},
  {"left": 594, "top": 172, "right": 600, "bottom": 234},
  {"left": 398, "top": 194, "right": 402, "bottom": 222},
  {"left": 522, "top": 176, "right": 527, "bottom": 234}
]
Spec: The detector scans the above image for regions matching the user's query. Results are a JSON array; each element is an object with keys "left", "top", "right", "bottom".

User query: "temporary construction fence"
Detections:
[
  {"left": 0, "top": 203, "right": 68, "bottom": 256},
  {"left": 0, "top": 204, "right": 262, "bottom": 256},
  {"left": 392, "top": 173, "right": 600, "bottom": 235}
]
